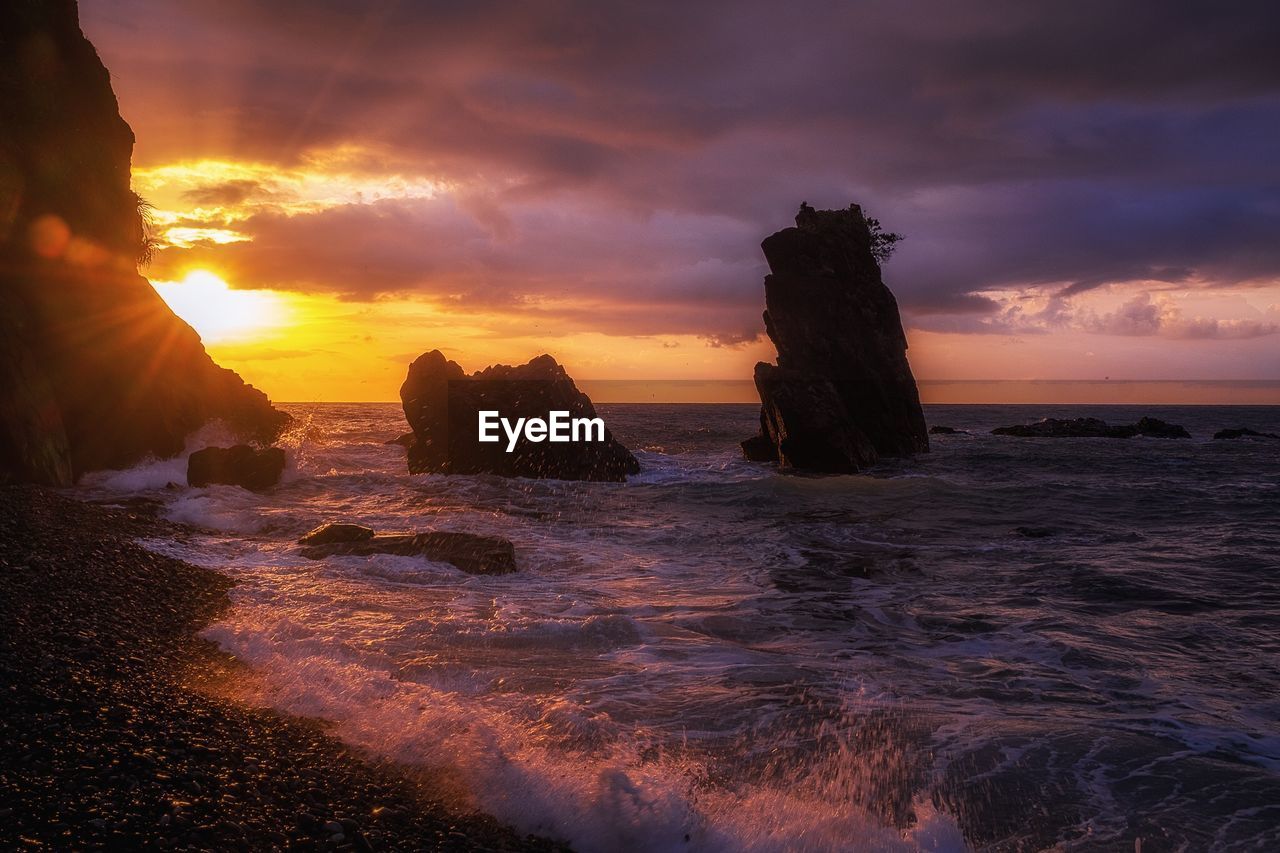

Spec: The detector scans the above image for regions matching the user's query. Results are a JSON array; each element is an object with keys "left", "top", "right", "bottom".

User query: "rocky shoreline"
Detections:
[{"left": 0, "top": 486, "right": 563, "bottom": 852}]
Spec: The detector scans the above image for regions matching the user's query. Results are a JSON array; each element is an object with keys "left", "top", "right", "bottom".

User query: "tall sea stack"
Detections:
[
  {"left": 742, "top": 203, "right": 928, "bottom": 472},
  {"left": 0, "top": 2, "right": 288, "bottom": 484}
]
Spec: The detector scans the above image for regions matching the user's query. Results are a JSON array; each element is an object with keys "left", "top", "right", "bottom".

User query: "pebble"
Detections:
[{"left": 0, "top": 487, "right": 563, "bottom": 852}]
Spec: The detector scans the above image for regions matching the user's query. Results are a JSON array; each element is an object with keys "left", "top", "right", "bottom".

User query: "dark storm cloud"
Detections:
[
  {"left": 83, "top": 0, "right": 1280, "bottom": 340},
  {"left": 149, "top": 196, "right": 769, "bottom": 337}
]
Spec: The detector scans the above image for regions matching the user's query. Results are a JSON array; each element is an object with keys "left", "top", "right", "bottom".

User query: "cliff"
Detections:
[
  {"left": 742, "top": 204, "right": 929, "bottom": 472},
  {"left": 0, "top": 0, "right": 288, "bottom": 484}
]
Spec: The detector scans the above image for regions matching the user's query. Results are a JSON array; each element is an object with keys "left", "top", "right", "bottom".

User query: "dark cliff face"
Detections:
[
  {"left": 0, "top": 1, "right": 288, "bottom": 484},
  {"left": 744, "top": 204, "right": 929, "bottom": 472}
]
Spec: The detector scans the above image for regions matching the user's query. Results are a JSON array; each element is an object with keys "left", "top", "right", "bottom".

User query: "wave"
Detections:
[{"left": 77, "top": 401, "right": 1280, "bottom": 850}]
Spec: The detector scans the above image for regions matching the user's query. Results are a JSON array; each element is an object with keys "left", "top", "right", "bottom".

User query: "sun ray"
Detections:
[{"left": 151, "top": 270, "right": 288, "bottom": 343}]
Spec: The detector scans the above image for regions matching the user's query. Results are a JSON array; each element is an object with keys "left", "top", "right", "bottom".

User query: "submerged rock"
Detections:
[
  {"left": 1213, "top": 427, "right": 1279, "bottom": 440},
  {"left": 298, "top": 532, "right": 517, "bottom": 575},
  {"left": 992, "top": 417, "right": 1189, "bottom": 438},
  {"left": 398, "top": 350, "right": 639, "bottom": 481},
  {"left": 0, "top": 2, "right": 289, "bottom": 486},
  {"left": 741, "top": 204, "right": 928, "bottom": 472},
  {"left": 928, "top": 426, "right": 966, "bottom": 435},
  {"left": 187, "top": 445, "right": 285, "bottom": 491},
  {"left": 298, "top": 523, "right": 376, "bottom": 545}
]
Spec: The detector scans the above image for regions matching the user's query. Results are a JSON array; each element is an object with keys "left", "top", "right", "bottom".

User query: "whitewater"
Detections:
[{"left": 79, "top": 402, "right": 1280, "bottom": 851}]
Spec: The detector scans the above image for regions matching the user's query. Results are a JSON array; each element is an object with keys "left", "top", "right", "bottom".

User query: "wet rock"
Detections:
[
  {"left": 299, "top": 532, "right": 517, "bottom": 575},
  {"left": 186, "top": 445, "right": 285, "bottom": 491},
  {"left": 993, "top": 417, "right": 1189, "bottom": 439},
  {"left": 1213, "top": 427, "right": 1279, "bottom": 440},
  {"left": 398, "top": 350, "right": 639, "bottom": 481},
  {"left": 928, "top": 426, "right": 966, "bottom": 435},
  {"left": 740, "top": 204, "right": 928, "bottom": 472},
  {"left": 298, "top": 523, "right": 376, "bottom": 546}
]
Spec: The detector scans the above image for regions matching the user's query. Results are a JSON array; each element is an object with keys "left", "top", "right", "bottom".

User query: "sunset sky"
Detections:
[{"left": 80, "top": 1, "right": 1280, "bottom": 402}]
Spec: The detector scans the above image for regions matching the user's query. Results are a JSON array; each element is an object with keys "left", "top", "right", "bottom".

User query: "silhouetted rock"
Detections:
[
  {"left": 929, "top": 426, "right": 966, "bottom": 435},
  {"left": 298, "top": 523, "right": 376, "bottom": 545},
  {"left": 741, "top": 204, "right": 928, "bottom": 472},
  {"left": 1214, "top": 427, "right": 1279, "bottom": 440},
  {"left": 187, "top": 445, "right": 285, "bottom": 491},
  {"left": 740, "top": 430, "right": 777, "bottom": 462},
  {"left": 299, "top": 532, "right": 517, "bottom": 575},
  {"left": 1132, "top": 417, "right": 1191, "bottom": 438},
  {"left": 0, "top": 2, "right": 288, "bottom": 486},
  {"left": 399, "top": 350, "right": 640, "bottom": 481},
  {"left": 994, "top": 417, "right": 1114, "bottom": 437},
  {"left": 993, "top": 417, "right": 1189, "bottom": 438}
]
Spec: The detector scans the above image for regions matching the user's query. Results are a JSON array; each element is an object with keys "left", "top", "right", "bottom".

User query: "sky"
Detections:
[{"left": 80, "top": 0, "right": 1280, "bottom": 402}]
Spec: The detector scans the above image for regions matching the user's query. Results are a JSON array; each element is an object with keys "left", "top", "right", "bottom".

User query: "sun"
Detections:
[{"left": 152, "top": 270, "right": 287, "bottom": 343}]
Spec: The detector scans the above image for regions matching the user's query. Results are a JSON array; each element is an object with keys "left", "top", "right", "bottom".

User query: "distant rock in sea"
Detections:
[
  {"left": 741, "top": 204, "right": 928, "bottom": 472},
  {"left": 0, "top": 2, "right": 288, "bottom": 486},
  {"left": 398, "top": 350, "right": 640, "bottom": 481},
  {"left": 299, "top": 530, "right": 517, "bottom": 575},
  {"left": 1213, "top": 427, "right": 1279, "bottom": 440},
  {"left": 187, "top": 445, "right": 286, "bottom": 491},
  {"left": 993, "top": 417, "right": 1190, "bottom": 439},
  {"left": 929, "top": 426, "right": 966, "bottom": 435}
]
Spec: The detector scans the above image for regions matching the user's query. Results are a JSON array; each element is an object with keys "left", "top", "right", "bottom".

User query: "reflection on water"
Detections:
[{"left": 83, "top": 402, "right": 1280, "bottom": 851}]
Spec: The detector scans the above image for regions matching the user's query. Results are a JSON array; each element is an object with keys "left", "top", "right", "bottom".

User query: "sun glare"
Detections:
[{"left": 152, "top": 270, "right": 287, "bottom": 343}]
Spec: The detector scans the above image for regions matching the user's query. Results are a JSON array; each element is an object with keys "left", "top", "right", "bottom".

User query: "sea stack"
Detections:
[
  {"left": 742, "top": 203, "right": 929, "bottom": 472},
  {"left": 398, "top": 351, "right": 640, "bottom": 481},
  {"left": 0, "top": 2, "right": 288, "bottom": 485}
]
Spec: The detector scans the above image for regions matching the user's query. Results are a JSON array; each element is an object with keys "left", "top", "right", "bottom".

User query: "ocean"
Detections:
[{"left": 79, "top": 402, "right": 1280, "bottom": 851}]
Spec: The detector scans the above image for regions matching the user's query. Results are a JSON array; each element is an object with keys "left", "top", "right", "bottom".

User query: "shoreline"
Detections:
[{"left": 0, "top": 486, "right": 564, "bottom": 852}]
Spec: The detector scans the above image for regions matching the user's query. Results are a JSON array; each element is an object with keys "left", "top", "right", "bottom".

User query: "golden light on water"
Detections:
[{"left": 152, "top": 270, "right": 288, "bottom": 343}]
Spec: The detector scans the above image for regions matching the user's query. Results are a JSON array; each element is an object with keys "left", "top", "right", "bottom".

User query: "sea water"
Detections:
[{"left": 80, "top": 403, "right": 1280, "bottom": 851}]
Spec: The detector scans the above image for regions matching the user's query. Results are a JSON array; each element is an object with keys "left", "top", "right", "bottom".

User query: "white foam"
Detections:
[
  {"left": 202, "top": 602, "right": 968, "bottom": 853},
  {"left": 78, "top": 420, "right": 247, "bottom": 493}
]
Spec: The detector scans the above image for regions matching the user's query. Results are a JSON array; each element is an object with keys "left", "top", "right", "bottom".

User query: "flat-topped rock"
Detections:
[
  {"left": 1213, "top": 427, "right": 1279, "bottom": 440},
  {"left": 298, "top": 523, "right": 376, "bottom": 546},
  {"left": 299, "top": 531, "right": 517, "bottom": 575},
  {"left": 992, "top": 417, "right": 1189, "bottom": 439}
]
